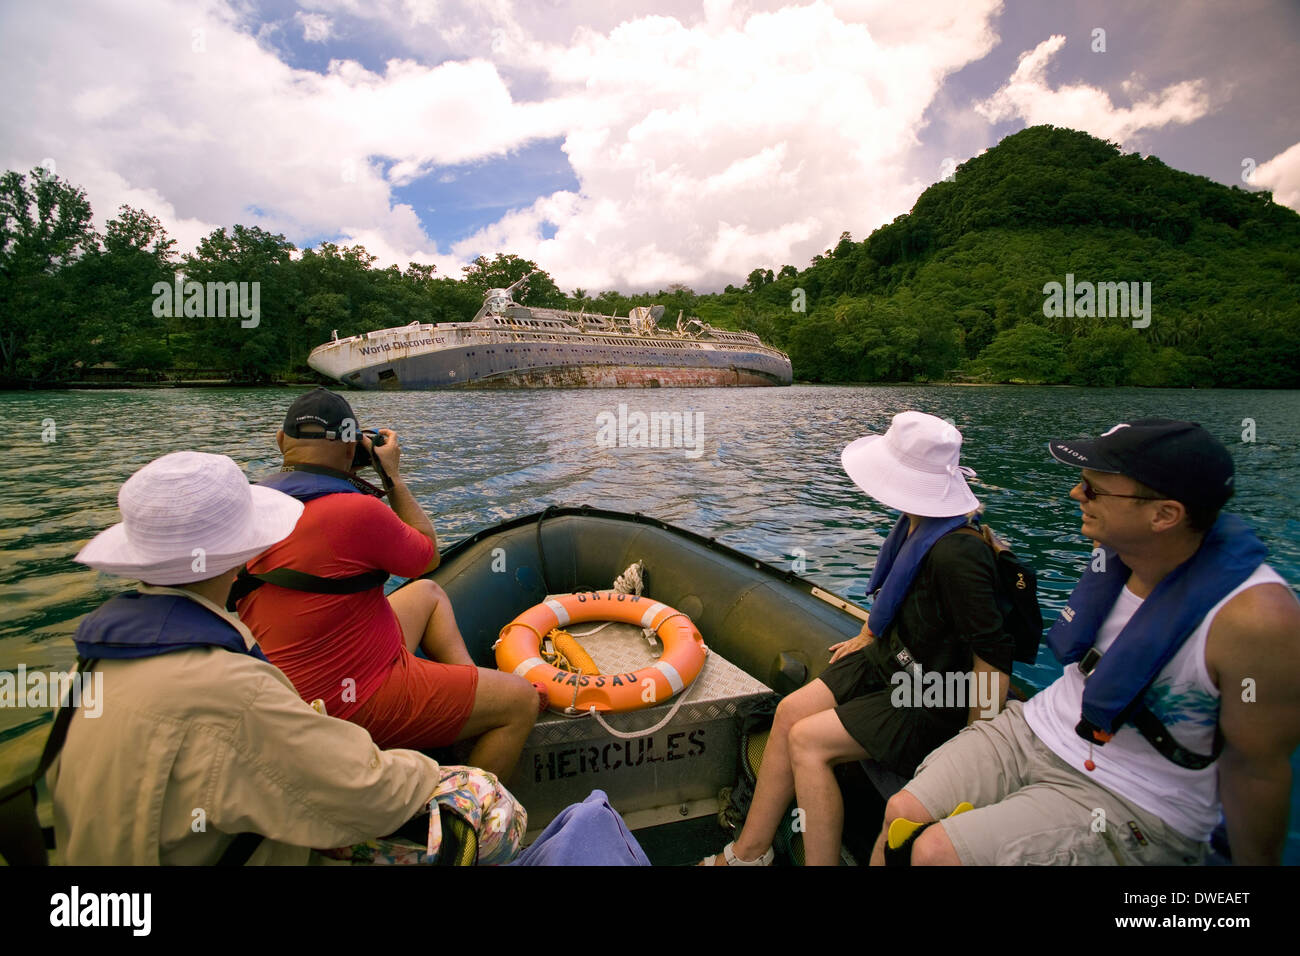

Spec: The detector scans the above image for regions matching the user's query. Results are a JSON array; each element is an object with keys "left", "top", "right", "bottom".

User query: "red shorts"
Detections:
[{"left": 349, "top": 647, "right": 479, "bottom": 750}]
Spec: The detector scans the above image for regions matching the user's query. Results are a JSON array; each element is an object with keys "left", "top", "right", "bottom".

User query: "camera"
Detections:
[{"left": 351, "top": 428, "right": 387, "bottom": 469}]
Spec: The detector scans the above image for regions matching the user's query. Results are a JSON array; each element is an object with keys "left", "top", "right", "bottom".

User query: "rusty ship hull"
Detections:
[{"left": 308, "top": 289, "right": 792, "bottom": 391}]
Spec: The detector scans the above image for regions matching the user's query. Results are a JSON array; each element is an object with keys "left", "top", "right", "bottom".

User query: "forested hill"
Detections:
[
  {"left": 699, "top": 125, "right": 1300, "bottom": 388},
  {"left": 1, "top": 125, "right": 1297, "bottom": 387}
]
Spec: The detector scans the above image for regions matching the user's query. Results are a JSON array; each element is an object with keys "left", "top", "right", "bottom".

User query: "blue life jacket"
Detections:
[
  {"left": 225, "top": 467, "right": 389, "bottom": 611},
  {"left": 74, "top": 591, "right": 270, "bottom": 663},
  {"left": 1047, "top": 512, "right": 1266, "bottom": 754},
  {"left": 61, "top": 591, "right": 273, "bottom": 866},
  {"left": 866, "top": 514, "right": 971, "bottom": 638},
  {"left": 258, "top": 468, "right": 363, "bottom": 502}
]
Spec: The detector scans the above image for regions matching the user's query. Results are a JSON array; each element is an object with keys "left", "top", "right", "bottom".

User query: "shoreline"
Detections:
[{"left": 0, "top": 378, "right": 1285, "bottom": 392}]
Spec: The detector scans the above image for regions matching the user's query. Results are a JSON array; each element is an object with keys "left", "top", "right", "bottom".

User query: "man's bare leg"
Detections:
[
  {"left": 788, "top": 710, "right": 868, "bottom": 866},
  {"left": 911, "top": 821, "right": 963, "bottom": 865},
  {"left": 709, "top": 679, "right": 838, "bottom": 865},
  {"left": 452, "top": 669, "right": 538, "bottom": 780},
  {"left": 388, "top": 579, "right": 473, "bottom": 666},
  {"left": 871, "top": 789, "right": 929, "bottom": 865}
]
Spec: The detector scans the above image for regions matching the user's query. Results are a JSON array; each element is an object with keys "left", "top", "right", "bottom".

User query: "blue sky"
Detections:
[
  {"left": 2, "top": 0, "right": 1297, "bottom": 291},
  {"left": 389, "top": 138, "right": 577, "bottom": 245}
]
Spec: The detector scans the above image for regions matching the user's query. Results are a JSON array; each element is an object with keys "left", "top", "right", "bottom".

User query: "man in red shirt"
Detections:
[{"left": 237, "top": 388, "right": 537, "bottom": 779}]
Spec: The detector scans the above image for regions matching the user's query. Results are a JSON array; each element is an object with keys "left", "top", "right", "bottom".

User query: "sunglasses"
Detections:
[{"left": 1079, "top": 476, "right": 1163, "bottom": 502}]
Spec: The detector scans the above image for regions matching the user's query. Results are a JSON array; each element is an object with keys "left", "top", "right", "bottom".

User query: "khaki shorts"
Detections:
[{"left": 903, "top": 702, "right": 1209, "bottom": 866}]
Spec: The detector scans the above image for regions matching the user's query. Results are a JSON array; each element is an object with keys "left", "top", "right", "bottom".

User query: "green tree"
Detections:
[
  {"left": 181, "top": 224, "right": 297, "bottom": 380},
  {"left": 0, "top": 167, "right": 96, "bottom": 379},
  {"left": 976, "top": 324, "right": 1065, "bottom": 382},
  {"left": 461, "top": 253, "right": 564, "bottom": 306},
  {"left": 1064, "top": 326, "right": 1150, "bottom": 386}
]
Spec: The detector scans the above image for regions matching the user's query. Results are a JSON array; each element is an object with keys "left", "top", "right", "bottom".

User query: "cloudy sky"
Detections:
[{"left": 2, "top": 0, "right": 1297, "bottom": 292}]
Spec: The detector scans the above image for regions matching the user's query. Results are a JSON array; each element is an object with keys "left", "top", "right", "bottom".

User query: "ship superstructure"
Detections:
[{"left": 307, "top": 275, "right": 792, "bottom": 390}]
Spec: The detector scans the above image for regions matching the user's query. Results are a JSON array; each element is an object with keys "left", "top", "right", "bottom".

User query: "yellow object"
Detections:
[
  {"left": 548, "top": 628, "right": 599, "bottom": 675},
  {"left": 887, "top": 801, "right": 974, "bottom": 850},
  {"left": 540, "top": 645, "right": 572, "bottom": 671}
]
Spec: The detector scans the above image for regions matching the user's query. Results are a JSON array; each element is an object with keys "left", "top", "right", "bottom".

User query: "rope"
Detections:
[
  {"left": 559, "top": 561, "right": 647, "bottom": 639},
  {"left": 569, "top": 622, "right": 616, "bottom": 638},
  {"left": 648, "top": 610, "right": 689, "bottom": 632},
  {"left": 585, "top": 655, "right": 709, "bottom": 738},
  {"left": 612, "top": 560, "right": 645, "bottom": 597},
  {"left": 535, "top": 506, "right": 558, "bottom": 596},
  {"left": 494, "top": 620, "right": 544, "bottom": 652}
]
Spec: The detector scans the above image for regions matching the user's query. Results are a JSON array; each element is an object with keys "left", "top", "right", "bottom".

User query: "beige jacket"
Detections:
[{"left": 49, "top": 587, "right": 440, "bottom": 865}]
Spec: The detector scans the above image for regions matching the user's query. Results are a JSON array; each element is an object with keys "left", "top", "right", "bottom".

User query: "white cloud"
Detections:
[
  {"left": 975, "top": 34, "right": 1212, "bottom": 144},
  {"left": 0, "top": 0, "right": 567, "bottom": 269},
  {"left": 295, "top": 12, "right": 334, "bottom": 44},
  {"left": 2, "top": 0, "right": 1014, "bottom": 293},
  {"left": 449, "top": 0, "right": 1006, "bottom": 290},
  {"left": 1252, "top": 141, "right": 1300, "bottom": 211}
]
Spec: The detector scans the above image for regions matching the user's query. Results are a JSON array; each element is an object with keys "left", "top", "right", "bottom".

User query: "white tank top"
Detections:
[{"left": 1024, "top": 563, "right": 1287, "bottom": 842}]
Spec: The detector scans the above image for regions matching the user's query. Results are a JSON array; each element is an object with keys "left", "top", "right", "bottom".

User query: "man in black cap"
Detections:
[
  {"left": 872, "top": 419, "right": 1300, "bottom": 866},
  {"left": 235, "top": 388, "right": 539, "bottom": 780}
]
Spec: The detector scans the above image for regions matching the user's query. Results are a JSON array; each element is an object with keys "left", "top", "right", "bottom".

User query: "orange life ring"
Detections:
[{"left": 496, "top": 592, "right": 707, "bottom": 714}]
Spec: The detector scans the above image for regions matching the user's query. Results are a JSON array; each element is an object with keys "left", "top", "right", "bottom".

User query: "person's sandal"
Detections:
[{"left": 700, "top": 841, "right": 774, "bottom": 866}]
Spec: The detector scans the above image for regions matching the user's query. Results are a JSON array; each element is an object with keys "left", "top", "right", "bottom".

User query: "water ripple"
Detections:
[{"left": 3, "top": 385, "right": 1298, "bottom": 708}]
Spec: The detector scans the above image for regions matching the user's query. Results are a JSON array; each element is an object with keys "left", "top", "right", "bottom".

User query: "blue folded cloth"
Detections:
[{"left": 509, "top": 790, "right": 650, "bottom": 866}]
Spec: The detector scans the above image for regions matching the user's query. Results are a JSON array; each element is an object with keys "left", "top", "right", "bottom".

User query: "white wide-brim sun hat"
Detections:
[
  {"left": 841, "top": 411, "right": 980, "bottom": 518},
  {"left": 75, "top": 451, "right": 305, "bottom": 586}
]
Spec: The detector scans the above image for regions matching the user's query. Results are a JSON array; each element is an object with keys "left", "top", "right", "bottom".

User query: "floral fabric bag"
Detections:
[{"left": 319, "top": 765, "right": 526, "bottom": 865}]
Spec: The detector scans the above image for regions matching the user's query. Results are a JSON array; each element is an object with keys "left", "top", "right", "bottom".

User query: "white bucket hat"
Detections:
[
  {"left": 841, "top": 411, "right": 979, "bottom": 518},
  {"left": 75, "top": 451, "right": 304, "bottom": 585}
]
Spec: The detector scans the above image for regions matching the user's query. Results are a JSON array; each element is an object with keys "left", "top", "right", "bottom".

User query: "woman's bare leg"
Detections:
[
  {"left": 709, "top": 679, "right": 839, "bottom": 864},
  {"left": 788, "top": 710, "right": 869, "bottom": 866}
]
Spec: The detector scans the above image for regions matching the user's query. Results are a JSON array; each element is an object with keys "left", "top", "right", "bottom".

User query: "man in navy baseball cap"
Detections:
[
  {"left": 238, "top": 387, "right": 541, "bottom": 780},
  {"left": 282, "top": 386, "right": 360, "bottom": 440},
  {"left": 1047, "top": 419, "right": 1235, "bottom": 524}
]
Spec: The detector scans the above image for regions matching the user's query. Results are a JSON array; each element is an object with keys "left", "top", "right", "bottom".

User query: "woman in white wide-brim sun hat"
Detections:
[
  {"left": 703, "top": 411, "right": 1016, "bottom": 867},
  {"left": 76, "top": 451, "right": 305, "bottom": 587}
]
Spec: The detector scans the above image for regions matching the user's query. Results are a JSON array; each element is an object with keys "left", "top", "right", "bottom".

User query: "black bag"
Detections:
[
  {"left": 999, "top": 550, "right": 1044, "bottom": 664},
  {"left": 958, "top": 527, "right": 1044, "bottom": 665},
  {"left": 717, "top": 694, "right": 780, "bottom": 833}
]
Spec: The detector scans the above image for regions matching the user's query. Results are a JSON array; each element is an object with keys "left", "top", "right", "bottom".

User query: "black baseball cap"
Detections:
[
  {"left": 282, "top": 387, "right": 359, "bottom": 440},
  {"left": 1047, "top": 419, "right": 1235, "bottom": 511}
]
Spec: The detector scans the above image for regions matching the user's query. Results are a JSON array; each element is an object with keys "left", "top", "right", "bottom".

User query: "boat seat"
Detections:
[{"left": 858, "top": 759, "right": 911, "bottom": 801}]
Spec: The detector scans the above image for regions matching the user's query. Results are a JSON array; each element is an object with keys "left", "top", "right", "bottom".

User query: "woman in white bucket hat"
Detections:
[
  {"left": 75, "top": 450, "right": 305, "bottom": 585},
  {"left": 704, "top": 411, "right": 1014, "bottom": 866},
  {"left": 48, "top": 451, "right": 449, "bottom": 864}
]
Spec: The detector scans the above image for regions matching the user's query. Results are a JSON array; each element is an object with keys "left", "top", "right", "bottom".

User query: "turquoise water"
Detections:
[{"left": 2, "top": 385, "right": 1298, "bottom": 861}]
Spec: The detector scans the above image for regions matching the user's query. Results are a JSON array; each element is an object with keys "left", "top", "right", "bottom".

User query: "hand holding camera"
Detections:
[{"left": 353, "top": 428, "right": 400, "bottom": 487}]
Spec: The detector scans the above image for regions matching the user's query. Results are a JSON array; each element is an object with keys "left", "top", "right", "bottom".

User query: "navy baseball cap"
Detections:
[
  {"left": 282, "top": 387, "right": 359, "bottom": 440},
  {"left": 1047, "top": 419, "right": 1235, "bottom": 510}
]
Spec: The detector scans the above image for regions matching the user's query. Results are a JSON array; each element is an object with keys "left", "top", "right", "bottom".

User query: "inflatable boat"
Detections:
[{"left": 415, "top": 504, "right": 878, "bottom": 861}]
